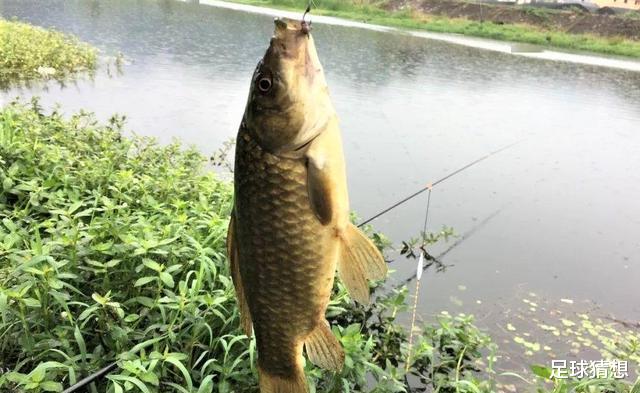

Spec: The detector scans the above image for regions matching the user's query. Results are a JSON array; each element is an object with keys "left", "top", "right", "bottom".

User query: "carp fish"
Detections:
[{"left": 227, "top": 17, "right": 387, "bottom": 393}]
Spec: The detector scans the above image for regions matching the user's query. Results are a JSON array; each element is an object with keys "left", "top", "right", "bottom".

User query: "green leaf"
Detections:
[
  {"left": 2, "top": 176, "right": 13, "bottom": 191},
  {"left": 163, "top": 382, "right": 190, "bottom": 393},
  {"left": 197, "top": 375, "right": 214, "bottom": 393},
  {"left": 134, "top": 277, "right": 156, "bottom": 287},
  {"left": 139, "top": 372, "right": 159, "bottom": 386},
  {"left": 105, "top": 259, "right": 121, "bottom": 268},
  {"left": 5, "top": 372, "right": 29, "bottom": 384},
  {"left": 530, "top": 364, "right": 552, "bottom": 379},
  {"left": 128, "top": 336, "right": 166, "bottom": 355},
  {"left": 47, "top": 278, "right": 64, "bottom": 290},
  {"left": 108, "top": 375, "right": 151, "bottom": 393},
  {"left": 124, "top": 314, "right": 140, "bottom": 323},
  {"left": 22, "top": 298, "right": 41, "bottom": 308},
  {"left": 132, "top": 297, "right": 155, "bottom": 308},
  {"left": 159, "top": 272, "right": 174, "bottom": 288},
  {"left": 165, "top": 264, "right": 182, "bottom": 274},
  {"left": 0, "top": 292, "right": 8, "bottom": 314},
  {"left": 91, "top": 293, "right": 107, "bottom": 305},
  {"left": 78, "top": 305, "right": 98, "bottom": 321},
  {"left": 29, "top": 366, "right": 46, "bottom": 383},
  {"left": 164, "top": 357, "right": 193, "bottom": 391},
  {"left": 39, "top": 381, "right": 63, "bottom": 392},
  {"left": 142, "top": 259, "right": 162, "bottom": 272},
  {"left": 68, "top": 200, "right": 83, "bottom": 215},
  {"left": 74, "top": 325, "right": 87, "bottom": 364}
]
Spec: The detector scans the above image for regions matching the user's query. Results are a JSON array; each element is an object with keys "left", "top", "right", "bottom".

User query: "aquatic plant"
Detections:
[
  {"left": 0, "top": 19, "right": 97, "bottom": 89},
  {"left": 1, "top": 101, "right": 638, "bottom": 393}
]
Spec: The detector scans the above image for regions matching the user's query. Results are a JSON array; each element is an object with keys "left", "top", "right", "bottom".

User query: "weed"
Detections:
[
  {"left": 0, "top": 100, "right": 487, "bottom": 392},
  {"left": 0, "top": 19, "right": 97, "bottom": 89}
]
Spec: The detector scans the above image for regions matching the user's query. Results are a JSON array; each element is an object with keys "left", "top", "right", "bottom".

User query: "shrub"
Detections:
[
  {"left": 0, "top": 100, "right": 491, "bottom": 392},
  {"left": 0, "top": 19, "right": 97, "bottom": 88}
]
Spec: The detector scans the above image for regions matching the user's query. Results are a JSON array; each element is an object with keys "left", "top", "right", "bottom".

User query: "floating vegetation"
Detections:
[
  {"left": 487, "top": 290, "right": 640, "bottom": 386},
  {"left": 0, "top": 19, "right": 97, "bottom": 89}
]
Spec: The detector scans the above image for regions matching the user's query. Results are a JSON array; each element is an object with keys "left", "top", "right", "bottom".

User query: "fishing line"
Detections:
[
  {"left": 372, "top": 140, "right": 523, "bottom": 373},
  {"left": 394, "top": 204, "right": 510, "bottom": 290},
  {"left": 302, "top": 0, "right": 314, "bottom": 25},
  {"left": 405, "top": 187, "right": 432, "bottom": 373},
  {"left": 357, "top": 139, "right": 523, "bottom": 228}
]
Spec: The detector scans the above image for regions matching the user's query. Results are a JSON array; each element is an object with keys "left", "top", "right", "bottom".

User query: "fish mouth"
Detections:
[
  {"left": 263, "top": 17, "right": 321, "bottom": 89},
  {"left": 269, "top": 17, "right": 313, "bottom": 59},
  {"left": 274, "top": 17, "right": 310, "bottom": 35}
]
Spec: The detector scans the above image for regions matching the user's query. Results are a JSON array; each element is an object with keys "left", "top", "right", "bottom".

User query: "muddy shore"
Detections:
[{"left": 385, "top": 0, "right": 640, "bottom": 40}]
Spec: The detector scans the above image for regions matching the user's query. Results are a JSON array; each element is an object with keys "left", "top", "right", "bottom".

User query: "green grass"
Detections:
[
  {"left": 225, "top": 0, "right": 640, "bottom": 58},
  {"left": 1, "top": 100, "right": 638, "bottom": 392},
  {"left": 0, "top": 19, "right": 97, "bottom": 89}
]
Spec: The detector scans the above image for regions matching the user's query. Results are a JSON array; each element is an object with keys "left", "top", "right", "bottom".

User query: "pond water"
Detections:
[{"left": 2, "top": 0, "right": 639, "bottom": 375}]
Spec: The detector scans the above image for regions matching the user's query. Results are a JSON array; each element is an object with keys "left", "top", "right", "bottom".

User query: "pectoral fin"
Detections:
[
  {"left": 306, "top": 156, "right": 333, "bottom": 225},
  {"left": 227, "top": 214, "right": 252, "bottom": 336},
  {"left": 304, "top": 320, "right": 344, "bottom": 372},
  {"left": 337, "top": 224, "right": 388, "bottom": 304}
]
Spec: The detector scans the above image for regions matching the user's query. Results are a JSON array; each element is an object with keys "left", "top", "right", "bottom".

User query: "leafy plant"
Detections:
[
  {"left": 0, "top": 19, "right": 97, "bottom": 89},
  {"left": 0, "top": 100, "right": 481, "bottom": 392},
  {"left": 1, "top": 100, "right": 638, "bottom": 393}
]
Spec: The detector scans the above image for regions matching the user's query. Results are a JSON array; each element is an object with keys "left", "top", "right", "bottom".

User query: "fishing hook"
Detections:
[{"left": 301, "top": 2, "right": 312, "bottom": 34}]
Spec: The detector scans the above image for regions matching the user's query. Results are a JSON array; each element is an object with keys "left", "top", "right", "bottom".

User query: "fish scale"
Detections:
[{"left": 234, "top": 127, "right": 337, "bottom": 378}]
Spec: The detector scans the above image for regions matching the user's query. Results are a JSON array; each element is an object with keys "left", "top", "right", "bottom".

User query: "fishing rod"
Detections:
[
  {"left": 61, "top": 363, "right": 118, "bottom": 393},
  {"left": 392, "top": 140, "right": 521, "bottom": 374},
  {"left": 364, "top": 139, "right": 523, "bottom": 371},
  {"left": 357, "top": 139, "right": 522, "bottom": 228},
  {"left": 60, "top": 330, "right": 175, "bottom": 393}
]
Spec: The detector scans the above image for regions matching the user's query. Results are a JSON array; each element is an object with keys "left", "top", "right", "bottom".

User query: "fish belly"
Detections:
[{"left": 234, "top": 128, "right": 338, "bottom": 378}]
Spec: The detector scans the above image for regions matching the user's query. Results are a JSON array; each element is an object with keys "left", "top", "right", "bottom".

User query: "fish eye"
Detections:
[{"left": 257, "top": 76, "right": 272, "bottom": 93}]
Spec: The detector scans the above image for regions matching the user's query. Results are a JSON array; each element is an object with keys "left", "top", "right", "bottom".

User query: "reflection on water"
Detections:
[{"left": 1, "top": 0, "right": 639, "bottom": 334}]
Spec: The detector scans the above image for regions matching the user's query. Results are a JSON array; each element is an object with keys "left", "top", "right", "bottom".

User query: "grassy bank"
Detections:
[
  {"left": 222, "top": 0, "right": 640, "bottom": 58},
  {"left": 0, "top": 100, "right": 481, "bottom": 392},
  {"left": 0, "top": 101, "right": 638, "bottom": 392},
  {"left": 0, "top": 19, "right": 97, "bottom": 88}
]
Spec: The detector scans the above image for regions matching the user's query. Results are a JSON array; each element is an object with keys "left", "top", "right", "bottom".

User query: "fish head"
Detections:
[{"left": 244, "top": 17, "right": 334, "bottom": 155}]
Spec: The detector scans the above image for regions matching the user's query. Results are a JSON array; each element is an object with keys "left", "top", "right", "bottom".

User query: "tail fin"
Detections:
[{"left": 258, "top": 365, "right": 309, "bottom": 393}]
